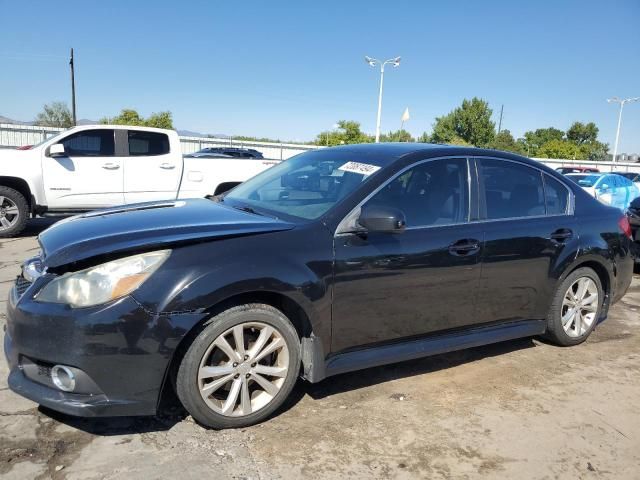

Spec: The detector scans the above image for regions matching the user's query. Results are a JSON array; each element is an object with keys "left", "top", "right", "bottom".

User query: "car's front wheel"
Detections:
[
  {"left": 176, "top": 304, "right": 300, "bottom": 429},
  {"left": 545, "top": 267, "right": 603, "bottom": 346}
]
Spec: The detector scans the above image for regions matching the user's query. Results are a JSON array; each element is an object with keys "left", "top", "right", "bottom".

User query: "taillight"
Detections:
[
  {"left": 618, "top": 216, "right": 633, "bottom": 239},
  {"left": 17, "top": 145, "right": 32, "bottom": 150}
]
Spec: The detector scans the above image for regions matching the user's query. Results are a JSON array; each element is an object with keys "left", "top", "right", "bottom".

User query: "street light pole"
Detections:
[
  {"left": 607, "top": 96, "right": 639, "bottom": 163},
  {"left": 365, "top": 56, "right": 401, "bottom": 143}
]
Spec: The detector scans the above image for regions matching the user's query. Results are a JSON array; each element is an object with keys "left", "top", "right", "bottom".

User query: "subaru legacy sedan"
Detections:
[{"left": 5, "top": 144, "right": 635, "bottom": 429}]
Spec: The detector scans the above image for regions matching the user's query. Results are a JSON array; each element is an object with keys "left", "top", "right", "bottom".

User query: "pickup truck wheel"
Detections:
[
  {"left": 176, "top": 304, "right": 300, "bottom": 429},
  {"left": 0, "top": 186, "right": 28, "bottom": 238}
]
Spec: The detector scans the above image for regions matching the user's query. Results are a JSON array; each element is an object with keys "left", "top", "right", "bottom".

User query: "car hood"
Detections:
[{"left": 38, "top": 199, "right": 295, "bottom": 268}]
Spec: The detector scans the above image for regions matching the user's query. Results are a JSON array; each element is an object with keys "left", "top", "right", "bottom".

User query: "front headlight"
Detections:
[{"left": 36, "top": 250, "right": 170, "bottom": 308}]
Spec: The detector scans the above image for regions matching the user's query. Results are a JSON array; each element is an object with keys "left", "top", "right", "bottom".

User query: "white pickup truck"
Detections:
[{"left": 0, "top": 125, "right": 280, "bottom": 237}]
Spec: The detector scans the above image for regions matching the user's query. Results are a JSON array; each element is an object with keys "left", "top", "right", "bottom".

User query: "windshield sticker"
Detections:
[{"left": 338, "top": 161, "right": 381, "bottom": 176}]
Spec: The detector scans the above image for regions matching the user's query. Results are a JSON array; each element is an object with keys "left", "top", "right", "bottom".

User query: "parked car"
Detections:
[
  {"left": 627, "top": 196, "right": 640, "bottom": 242},
  {"left": 5, "top": 144, "right": 635, "bottom": 429},
  {"left": 186, "top": 147, "right": 264, "bottom": 159},
  {"left": 0, "top": 125, "right": 279, "bottom": 237},
  {"left": 616, "top": 171, "right": 640, "bottom": 191},
  {"left": 566, "top": 173, "right": 640, "bottom": 211},
  {"left": 556, "top": 166, "right": 600, "bottom": 174}
]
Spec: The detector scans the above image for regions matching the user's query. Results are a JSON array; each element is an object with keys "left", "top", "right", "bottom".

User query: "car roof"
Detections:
[{"left": 314, "top": 143, "right": 552, "bottom": 170}]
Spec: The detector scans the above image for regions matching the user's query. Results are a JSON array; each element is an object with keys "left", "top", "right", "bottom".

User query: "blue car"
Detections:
[{"left": 566, "top": 173, "right": 640, "bottom": 211}]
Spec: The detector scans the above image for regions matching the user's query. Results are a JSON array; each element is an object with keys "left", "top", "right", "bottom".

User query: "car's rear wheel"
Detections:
[
  {"left": 0, "top": 186, "right": 28, "bottom": 238},
  {"left": 545, "top": 267, "right": 603, "bottom": 346},
  {"left": 176, "top": 304, "right": 300, "bottom": 429}
]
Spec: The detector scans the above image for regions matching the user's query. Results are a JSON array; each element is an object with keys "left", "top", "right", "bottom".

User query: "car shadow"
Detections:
[
  {"left": 38, "top": 337, "right": 536, "bottom": 435},
  {"left": 38, "top": 405, "right": 186, "bottom": 436},
  {"left": 301, "top": 337, "right": 536, "bottom": 401},
  {"left": 16, "top": 218, "right": 61, "bottom": 238}
]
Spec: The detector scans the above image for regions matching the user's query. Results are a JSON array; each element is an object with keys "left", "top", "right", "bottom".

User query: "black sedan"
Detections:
[{"left": 5, "top": 144, "right": 635, "bottom": 429}]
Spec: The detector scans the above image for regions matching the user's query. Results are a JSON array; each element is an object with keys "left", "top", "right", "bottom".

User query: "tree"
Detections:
[
  {"left": 580, "top": 141, "right": 609, "bottom": 161},
  {"left": 100, "top": 109, "right": 174, "bottom": 129},
  {"left": 379, "top": 129, "right": 414, "bottom": 142},
  {"left": 537, "top": 140, "right": 581, "bottom": 159},
  {"left": 522, "top": 127, "right": 565, "bottom": 156},
  {"left": 488, "top": 129, "right": 525, "bottom": 155},
  {"left": 430, "top": 97, "right": 495, "bottom": 147},
  {"left": 567, "top": 122, "right": 598, "bottom": 145},
  {"left": 315, "top": 120, "right": 373, "bottom": 146},
  {"left": 35, "top": 102, "right": 73, "bottom": 128},
  {"left": 417, "top": 132, "right": 431, "bottom": 143}
]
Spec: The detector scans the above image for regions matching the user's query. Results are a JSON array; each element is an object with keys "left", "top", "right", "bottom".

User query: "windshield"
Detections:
[
  {"left": 30, "top": 130, "right": 67, "bottom": 148},
  {"left": 225, "top": 149, "right": 386, "bottom": 220},
  {"left": 568, "top": 174, "right": 600, "bottom": 187}
]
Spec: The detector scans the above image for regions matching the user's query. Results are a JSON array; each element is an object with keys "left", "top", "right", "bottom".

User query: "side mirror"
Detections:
[
  {"left": 358, "top": 204, "right": 406, "bottom": 233},
  {"left": 48, "top": 144, "right": 66, "bottom": 157},
  {"left": 600, "top": 183, "right": 610, "bottom": 191}
]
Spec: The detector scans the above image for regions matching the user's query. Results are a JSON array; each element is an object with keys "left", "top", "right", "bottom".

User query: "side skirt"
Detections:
[{"left": 305, "top": 319, "right": 546, "bottom": 383}]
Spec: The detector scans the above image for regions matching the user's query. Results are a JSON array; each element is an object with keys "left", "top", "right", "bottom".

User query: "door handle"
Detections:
[
  {"left": 550, "top": 228, "right": 573, "bottom": 243},
  {"left": 448, "top": 239, "right": 480, "bottom": 256},
  {"left": 102, "top": 162, "right": 120, "bottom": 170},
  {"left": 159, "top": 163, "right": 176, "bottom": 170}
]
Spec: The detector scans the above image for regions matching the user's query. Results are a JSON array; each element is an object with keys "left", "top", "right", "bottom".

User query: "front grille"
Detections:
[{"left": 14, "top": 275, "right": 33, "bottom": 297}]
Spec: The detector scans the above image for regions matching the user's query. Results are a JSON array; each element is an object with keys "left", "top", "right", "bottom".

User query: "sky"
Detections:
[{"left": 1, "top": 0, "right": 639, "bottom": 152}]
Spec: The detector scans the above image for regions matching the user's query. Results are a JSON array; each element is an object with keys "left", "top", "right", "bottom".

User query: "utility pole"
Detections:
[
  {"left": 70, "top": 48, "right": 77, "bottom": 126},
  {"left": 497, "top": 104, "right": 503, "bottom": 134}
]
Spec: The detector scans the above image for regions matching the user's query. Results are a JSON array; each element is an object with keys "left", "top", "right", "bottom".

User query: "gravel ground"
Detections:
[{"left": 1, "top": 218, "right": 639, "bottom": 480}]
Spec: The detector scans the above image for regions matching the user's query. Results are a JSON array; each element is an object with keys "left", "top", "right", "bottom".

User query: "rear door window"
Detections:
[
  {"left": 479, "top": 159, "right": 545, "bottom": 219},
  {"left": 128, "top": 131, "right": 170, "bottom": 156}
]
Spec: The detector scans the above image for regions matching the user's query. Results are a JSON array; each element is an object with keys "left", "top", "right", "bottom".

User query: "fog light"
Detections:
[{"left": 51, "top": 365, "right": 76, "bottom": 392}]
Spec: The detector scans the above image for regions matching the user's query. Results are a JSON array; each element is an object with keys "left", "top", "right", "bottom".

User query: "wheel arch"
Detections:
[
  {"left": 157, "top": 289, "right": 318, "bottom": 413},
  {"left": 0, "top": 176, "right": 33, "bottom": 212}
]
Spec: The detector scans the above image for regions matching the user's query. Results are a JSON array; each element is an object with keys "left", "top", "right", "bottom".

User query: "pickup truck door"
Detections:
[
  {"left": 42, "top": 128, "right": 124, "bottom": 209},
  {"left": 123, "top": 130, "right": 182, "bottom": 203}
]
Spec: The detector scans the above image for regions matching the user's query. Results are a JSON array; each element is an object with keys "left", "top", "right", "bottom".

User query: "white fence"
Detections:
[
  {"left": 0, "top": 123, "right": 319, "bottom": 160},
  {"left": 1, "top": 122, "right": 639, "bottom": 172}
]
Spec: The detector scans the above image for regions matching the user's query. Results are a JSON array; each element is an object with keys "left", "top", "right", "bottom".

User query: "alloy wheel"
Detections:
[
  {"left": 0, "top": 196, "right": 19, "bottom": 231},
  {"left": 561, "top": 277, "right": 599, "bottom": 338},
  {"left": 197, "top": 322, "right": 290, "bottom": 417}
]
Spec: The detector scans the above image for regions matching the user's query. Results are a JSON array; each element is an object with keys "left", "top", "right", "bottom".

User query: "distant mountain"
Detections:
[
  {"left": 177, "top": 129, "right": 229, "bottom": 138},
  {"left": 0, "top": 115, "right": 32, "bottom": 125},
  {"left": 0, "top": 114, "right": 97, "bottom": 127},
  {"left": 1, "top": 114, "right": 232, "bottom": 138}
]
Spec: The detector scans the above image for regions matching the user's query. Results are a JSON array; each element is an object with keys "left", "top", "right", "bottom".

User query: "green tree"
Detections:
[
  {"left": 566, "top": 121, "right": 598, "bottom": 145},
  {"left": 315, "top": 120, "right": 373, "bottom": 146},
  {"left": 100, "top": 109, "right": 174, "bottom": 129},
  {"left": 417, "top": 132, "right": 431, "bottom": 143},
  {"left": 522, "top": 127, "right": 565, "bottom": 156},
  {"left": 379, "top": 129, "right": 414, "bottom": 142},
  {"left": 489, "top": 129, "right": 525, "bottom": 155},
  {"left": 35, "top": 102, "right": 73, "bottom": 128},
  {"left": 580, "top": 141, "right": 609, "bottom": 161},
  {"left": 537, "top": 139, "right": 581, "bottom": 159},
  {"left": 430, "top": 97, "right": 495, "bottom": 147}
]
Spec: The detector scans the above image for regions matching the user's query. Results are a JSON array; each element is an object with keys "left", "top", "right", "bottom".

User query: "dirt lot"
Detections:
[{"left": 1, "top": 219, "right": 639, "bottom": 480}]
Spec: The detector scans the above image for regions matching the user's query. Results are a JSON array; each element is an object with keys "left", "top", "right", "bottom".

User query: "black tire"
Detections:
[
  {"left": 176, "top": 304, "right": 300, "bottom": 429},
  {"left": 0, "top": 186, "right": 29, "bottom": 238},
  {"left": 544, "top": 267, "right": 604, "bottom": 346}
]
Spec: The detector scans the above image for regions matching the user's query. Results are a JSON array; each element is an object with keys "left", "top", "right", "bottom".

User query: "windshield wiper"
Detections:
[{"left": 232, "top": 204, "right": 263, "bottom": 216}]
